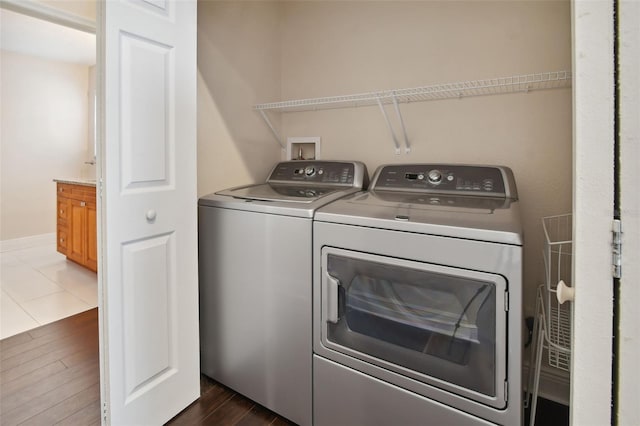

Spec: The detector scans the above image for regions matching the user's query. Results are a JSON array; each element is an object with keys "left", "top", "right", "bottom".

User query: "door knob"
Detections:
[{"left": 146, "top": 209, "right": 157, "bottom": 222}]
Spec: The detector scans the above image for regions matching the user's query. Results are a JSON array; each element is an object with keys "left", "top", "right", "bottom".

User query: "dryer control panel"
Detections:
[
  {"left": 371, "top": 164, "right": 517, "bottom": 200},
  {"left": 267, "top": 161, "right": 367, "bottom": 187}
]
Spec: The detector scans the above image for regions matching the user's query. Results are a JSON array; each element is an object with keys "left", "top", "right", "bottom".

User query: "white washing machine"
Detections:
[
  {"left": 198, "top": 160, "right": 368, "bottom": 426},
  {"left": 312, "top": 164, "right": 523, "bottom": 425}
]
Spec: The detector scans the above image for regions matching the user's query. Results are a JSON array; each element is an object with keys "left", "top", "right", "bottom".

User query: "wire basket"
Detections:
[{"left": 542, "top": 213, "right": 572, "bottom": 371}]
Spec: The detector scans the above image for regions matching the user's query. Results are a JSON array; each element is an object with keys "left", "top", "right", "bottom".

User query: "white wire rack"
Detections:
[
  {"left": 255, "top": 71, "right": 573, "bottom": 153},
  {"left": 542, "top": 213, "right": 573, "bottom": 369},
  {"left": 255, "top": 71, "right": 572, "bottom": 112},
  {"left": 526, "top": 213, "right": 573, "bottom": 426}
]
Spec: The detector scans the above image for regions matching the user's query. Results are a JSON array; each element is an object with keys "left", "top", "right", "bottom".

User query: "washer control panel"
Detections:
[
  {"left": 268, "top": 161, "right": 360, "bottom": 185},
  {"left": 372, "top": 164, "right": 517, "bottom": 199}
]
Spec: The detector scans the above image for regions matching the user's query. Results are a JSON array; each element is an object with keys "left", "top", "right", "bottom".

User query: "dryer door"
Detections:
[{"left": 319, "top": 247, "right": 508, "bottom": 408}]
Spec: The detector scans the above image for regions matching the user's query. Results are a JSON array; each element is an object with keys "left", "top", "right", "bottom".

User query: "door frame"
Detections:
[
  {"left": 616, "top": 1, "right": 640, "bottom": 424},
  {"left": 570, "top": 0, "right": 615, "bottom": 424},
  {"left": 571, "top": 2, "right": 640, "bottom": 422},
  {"left": 0, "top": 0, "right": 95, "bottom": 33}
]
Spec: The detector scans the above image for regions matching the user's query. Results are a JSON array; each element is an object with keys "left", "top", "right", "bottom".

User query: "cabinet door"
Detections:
[
  {"left": 57, "top": 226, "right": 69, "bottom": 255},
  {"left": 57, "top": 198, "right": 70, "bottom": 255},
  {"left": 68, "top": 199, "right": 87, "bottom": 266},
  {"left": 86, "top": 203, "right": 98, "bottom": 272}
]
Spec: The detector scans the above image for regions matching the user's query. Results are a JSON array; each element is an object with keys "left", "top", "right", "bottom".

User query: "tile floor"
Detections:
[{"left": 0, "top": 242, "right": 98, "bottom": 339}]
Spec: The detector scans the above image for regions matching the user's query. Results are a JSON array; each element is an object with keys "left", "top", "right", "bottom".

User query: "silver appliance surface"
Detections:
[
  {"left": 315, "top": 163, "right": 522, "bottom": 244},
  {"left": 198, "top": 160, "right": 367, "bottom": 426},
  {"left": 217, "top": 183, "right": 342, "bottom": 203},
  {"left": 199, "top": 160, "right": 368, "bottom": 217},
  {"left": 314, "top": 356, "right": 498, "bottom": 426},
  {"left": 312, "top": 163, "right": 523, "bottom": 426}
]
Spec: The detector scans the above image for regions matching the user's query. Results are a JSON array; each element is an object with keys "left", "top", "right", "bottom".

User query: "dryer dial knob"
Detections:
[
  {"left": 427, "top": 169, "right": 443, "bottom": 184},
  {"left": 305, "top": 166, "right": 316, "bottom": 177}
]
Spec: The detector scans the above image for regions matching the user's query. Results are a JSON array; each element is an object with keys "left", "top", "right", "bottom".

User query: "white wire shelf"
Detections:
[
  {"left": 255, "top": 71, "right": 572, "bottom": 112},
  {"left": 255, "top": 70, "right": 572, "bottom": 153}
]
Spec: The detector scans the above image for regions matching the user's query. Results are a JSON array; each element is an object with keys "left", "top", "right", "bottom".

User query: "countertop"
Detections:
[{"left": 53, "top": 178, "right": 97, "bottom": 187}]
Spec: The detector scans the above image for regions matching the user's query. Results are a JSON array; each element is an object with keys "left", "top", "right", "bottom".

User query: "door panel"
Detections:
[
  {"left": 86, "top": 205, "right": 97, "bottom": 271},
  {"left": 100, "top": 0, "right": 199, "bottom": 424},
  {"left": 120, "top": 32, "right": 172, "bottom": 189},
  {"left": 68, "top": 199, "right": 86, "bottom": 264},
  {"left": 122, "top": 234, "right": 174, "bottom": 399},
  {"left": 319, "top": 247, "right": 507, "bottom": 408}
]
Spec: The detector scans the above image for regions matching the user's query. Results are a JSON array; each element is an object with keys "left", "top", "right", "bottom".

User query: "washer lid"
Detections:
[
  {"left": 217, "top": 183, "right": 343, "bottom": 203},
  {"left": 199, "top": 186, "right": 365, "bottom": 218}
]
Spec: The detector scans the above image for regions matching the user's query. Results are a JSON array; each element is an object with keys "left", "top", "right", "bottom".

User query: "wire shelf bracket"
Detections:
[
  {"left": 376, "top": 97, "right": 401, "bottom": 155},
  {"left": 255, "top": 71, "right": 572, "bottom": 153},
  {"left": 391, "top": 93, "right": 411, "bottom": 154},
  {"left": 258, "top": 109, "right": 286, "bottom": 151}
]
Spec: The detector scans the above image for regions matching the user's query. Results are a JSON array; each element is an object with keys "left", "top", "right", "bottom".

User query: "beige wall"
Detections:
[
  {"left": 197, "top": 1, "right": 282, "bottom": 196},
  {"left": 196, "top": 1, "right": 572, "bottom": 318},
  {"left": 0, "top": 50, "right": 90, "bottom": 240},
  {"left": 278, "top": 1, "right": 572, "bottom": 318}
]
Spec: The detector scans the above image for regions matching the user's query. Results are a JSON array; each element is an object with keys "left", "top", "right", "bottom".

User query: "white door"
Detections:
[
  {"left": 572, "top": 1, "right": 640, "bottom": 424},
  {"left": 98, "top": 1, "right": 199, "bottom": 424},
  {"left": 617, "top": 1, "right": 640, "bottom": 424},
  {"left": 571, "top": 0, "right": 615, "bottom": 425}
]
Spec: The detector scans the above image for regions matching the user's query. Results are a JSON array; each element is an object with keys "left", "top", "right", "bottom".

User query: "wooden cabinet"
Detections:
[{"left": 56, "top": 182, "right": 97, "bottom": 272}]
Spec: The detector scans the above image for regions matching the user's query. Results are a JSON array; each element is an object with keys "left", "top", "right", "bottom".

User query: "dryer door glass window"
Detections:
[{"left": 321, "top": 248, "right": 507, "bottom": 404}]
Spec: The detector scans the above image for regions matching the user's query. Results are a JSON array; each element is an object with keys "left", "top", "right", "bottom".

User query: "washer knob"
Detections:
[
  {"left": 427, "top": 169, "right": 442, "bottom": 184},
  {"left": 305, "top": 166, "right": 316, "bottom": 177}
]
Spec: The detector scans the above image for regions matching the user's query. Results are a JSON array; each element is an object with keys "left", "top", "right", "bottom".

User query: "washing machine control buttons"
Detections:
[
  {"left": 305, "top": 166, "right": 316, "bottom": 177},
  {"left": 372, "top": 164, "right": 509, "bottom": 197},
  {"left": 427, "top": 169, "right": 443, "bottom": 184}
]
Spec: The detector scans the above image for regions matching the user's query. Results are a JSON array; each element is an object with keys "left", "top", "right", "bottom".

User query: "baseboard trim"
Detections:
[
  {"left": 523, "top": 362, "right": 571, "bottom": 406},
  {"left": 0, "top": 233, "right": 56, "bottom": 252}
]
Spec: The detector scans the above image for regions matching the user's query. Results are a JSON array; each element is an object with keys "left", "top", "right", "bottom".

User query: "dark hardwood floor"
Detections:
[
  {"left": 166, "top": 376, "right": 294, "bottom": 426},
  {"left": 1, "top": 308, "right": 568, "bottom": 425},
  {"left": 0, "top": 309, "right": 100, "bottom": 426},
  {"left": 0, "top": 309, "right": 290, "bottom": 425}
]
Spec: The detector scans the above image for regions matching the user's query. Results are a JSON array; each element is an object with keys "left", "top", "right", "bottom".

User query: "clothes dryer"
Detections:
[
  {"left": 198, "top": 160, "right": 368, "bottom": 426},
  {"left": 313, "top": 164, "right": 523, "bottom": 425}
]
